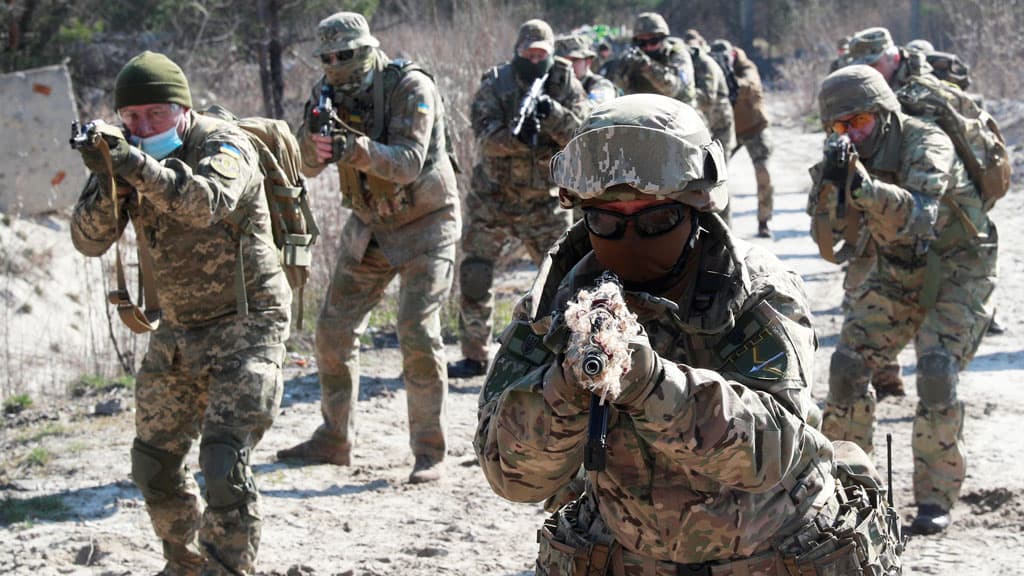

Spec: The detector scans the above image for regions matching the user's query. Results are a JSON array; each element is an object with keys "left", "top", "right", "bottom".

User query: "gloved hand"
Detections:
[
  {"left": 77, "top": 120, "right": 133, "bottom": 176},
  {"left": 312, "top": 128, "right": 353, "bottom": 164},
  {"left": 623, "top": 47, "right": 651, "bottom": 71},
  {"left": 515, "top": 115, "right": 540, "bottom": 147},
  {"left": 535, "top": 95, "right": 554, "bottom": 120}
]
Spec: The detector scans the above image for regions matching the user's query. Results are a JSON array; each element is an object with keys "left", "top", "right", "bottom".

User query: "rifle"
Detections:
[
  {"left": 511, "top": 73, "right": 548, "bottom": 147},
  {"left": 823, "top": 133, "right": 855, "bottom": 219},
  {"left": 562, "top": 272, "right": 639, "bottom": 472},
  {"left": 69, "top": 120, "right": 99, "bottom": 150},
  {"left": 309, "top": 84, "right": 338, "bottom": 137}
]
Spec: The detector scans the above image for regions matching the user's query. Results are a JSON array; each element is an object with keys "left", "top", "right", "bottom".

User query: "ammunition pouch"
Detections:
[{"left": 536, "top": 499, "right": 616, "bottom": 576}]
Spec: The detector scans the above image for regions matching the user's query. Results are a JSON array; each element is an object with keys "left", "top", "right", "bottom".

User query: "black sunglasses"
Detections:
[
  {"left": 320, "top": 49, "right": 356, "bottom": 64},
  {"left": 583, "top": 203, "right": 688, "bottom": 239},
  {"left": 633, "top": 36, "right": 665, "bottom": 48}
]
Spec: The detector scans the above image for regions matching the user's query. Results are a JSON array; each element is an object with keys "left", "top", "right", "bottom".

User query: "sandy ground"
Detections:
[{"left": 2, "top": 115, "right": 1023, "bottom": 575}]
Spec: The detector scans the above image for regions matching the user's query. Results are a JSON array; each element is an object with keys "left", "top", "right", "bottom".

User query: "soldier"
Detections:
[
  {"left": 476, "top": 94, "right": 902, "bottom": 575},
  {"left": 71, "top": 51, "right": 290, "bottom": 575},
  {"left": 276, "top": 12, "right": 460, "bottom": 484},
  {"left": 555, "top": 34, "right": 617, "bottom": 107},
  {"left": 814, "top": 66, "right": 997, "bottom": 535},
  {"left": 712, "top": 39, "right": 775, "bottom": 238},
  {"left": 905, "top": 38, "right": 935, "bottom": 54},
  {"left": 604, "top": 12, "right": 697, "bottom": 106},
  {"left": 446, "top": 19, "right": 588, "bottom": 378},
  {"left": 829, "top": 36, "right": 852, "bottom": 73}
]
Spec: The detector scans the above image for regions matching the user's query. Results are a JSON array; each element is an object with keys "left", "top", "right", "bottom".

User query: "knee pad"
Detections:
[
  {"left": 916, "top": 353, "right": 958, "bottom": 408},
  {"left": 131, "top": 438, "right": 188, "bottom": 502},
  {"left": 828, "top": 348, "right": 871, "bottom": 405},
  {"left": 459, "top": 258, "right": 494, "bottom": 303},
  {"left": 199, "top": 435, "right": 256, "bottom": 513}
]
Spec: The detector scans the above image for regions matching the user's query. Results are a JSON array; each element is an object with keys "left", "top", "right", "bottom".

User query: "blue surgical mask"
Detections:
[{"left": 130, "top": 125, "right": 183, "bottom": 160}]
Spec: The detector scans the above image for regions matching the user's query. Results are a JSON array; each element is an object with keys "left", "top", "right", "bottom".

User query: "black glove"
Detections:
[
  {"left": 535, "top": 95, "right": 554, "bottom": 120},
  {"left": 515, "top": 115, "right": 540, "bottom": 147}
]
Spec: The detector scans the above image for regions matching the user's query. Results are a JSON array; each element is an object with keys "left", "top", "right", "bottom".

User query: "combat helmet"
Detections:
[
  {"left": 848, "top": 26, "right": 895, "bottom": 66},
  {"left": 552, "top": 94, "right": 728, "bottom": 211},
  {"left": 710, "top": 39, "right": 733, "bottom": 54},
  {"left": 634, "top": 12, "right": 670, "bottom": 37},
  {"left": 818, "top": 65, "right": 900, "bottom": 125},
  {"left": 905, "top": 39, "right": 935, "bottom": 54},
  {"left": 313, "top": 12, "right": 379, "bottom": 56},
  {"left": 555, "top": 34, "right": 596, "bottom": 60}
]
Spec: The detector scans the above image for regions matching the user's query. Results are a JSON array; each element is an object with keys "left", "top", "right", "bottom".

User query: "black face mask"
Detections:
[
  {"left": 854, "top": 111, "right": 890, "bottom": 160},
  {"left": 513, "top": 54, "right": 554, "bottom": 82}
]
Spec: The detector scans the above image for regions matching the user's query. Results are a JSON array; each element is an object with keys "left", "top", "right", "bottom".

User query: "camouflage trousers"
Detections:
[
  {"left": 841, "top": 243, "right": 903, "bottom": 392},
  {"left": 735, "top": 128, "right": 773, "bottom": 223},
  {"left": 823, "top": 229, "right": 997, "bottom": 509},
  {"left": 134, "top": 322, "right": 285, "bottom": 576},
  {"left": 314, "top": 241, "right": 455, "bottom": 461},
  {"left": 458, "top": 187, "right": 572, "bottom": 363}
]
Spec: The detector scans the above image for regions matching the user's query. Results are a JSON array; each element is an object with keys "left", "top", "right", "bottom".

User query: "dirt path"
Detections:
[{"left": 2, "top": 117, "right": 1023, "bottom": 576}]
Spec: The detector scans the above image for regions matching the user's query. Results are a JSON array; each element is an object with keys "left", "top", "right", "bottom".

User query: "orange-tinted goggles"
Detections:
[{"left": 832, "top": 112, "right": 874, "bottom": 135}]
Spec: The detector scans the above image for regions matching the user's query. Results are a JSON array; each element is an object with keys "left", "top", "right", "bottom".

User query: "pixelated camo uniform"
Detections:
[
  {"left": 606, "top": 37, "right": 697, "bottom": 107},
  {"left": 71, "top": 111, "right": 290, "bottom": 575},
  {"left": 296, "top": 51, "right": 460, "bottom": 461},
  {"left": 457, "top": 61, "right": 588, "bottom": 363},
  {"left": 475, "top": 216, "right": 840, "bottom": 568},
  {"left": 820, "top": 112, "right": 996, "bottom": 511}
]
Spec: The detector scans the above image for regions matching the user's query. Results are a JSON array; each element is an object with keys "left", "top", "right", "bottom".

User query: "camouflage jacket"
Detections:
[
  {"left": 691, "top": 46, "right": 736, "bottom": 150},
  {"left": 71, "top": 112, "right": 291, "bottom": 344},
  {"left": 298, "top": 52, "right": 461, "bottom": 267},
  {"left": 731, "top": 47, "right": 768, "bottom": 137},
  {"left": 471, "top": 59, "right": 589, "bottom": 196},
  {"left": 475, "top": 216, "right": 837, "bottom": 563},
  {"left": 581, "top": 71, "right": 617, "bottom": 108},
  {"left": 811, "top": 112, "right": 985, "bottom": 268},
  {"left": 607, "top": 37, "right": 696, "bottom": 106}
]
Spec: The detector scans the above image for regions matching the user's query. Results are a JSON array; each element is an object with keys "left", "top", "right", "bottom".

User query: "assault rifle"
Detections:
[
  {"left": 823, "top": 133, "right": 855, "bottom": 219},
  {"left": 69, "top": 120, "right": 98, "bottom": 150},
  {"left": 511, "top": 73, "right": 549, "bottom": 147},
  {"left": 309, "top": 84, "right": 338, "bottom": 137}
]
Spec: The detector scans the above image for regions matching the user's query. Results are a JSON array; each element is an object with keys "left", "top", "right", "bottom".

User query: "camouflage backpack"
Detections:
[
  {"left": 896, "top": 79, "right": 1012, "bottom": 212},
  {"left": 707, "top": 49, "right": 739, "bottom": 104},
  {"left": 203, "top": 105, "right": 320, "bottom": 327}
]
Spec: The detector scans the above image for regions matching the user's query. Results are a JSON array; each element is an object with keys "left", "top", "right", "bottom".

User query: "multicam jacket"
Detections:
[
  {"left": 475, "top": 216, "right": 837, "bottom": 563},
  {"left": 606, "top": 37, "right": 697, "bottom": 106},
  {"left": 71, "top": 111, "right": 290, "bottom": 344},
  {"left": 298, "top": 51, "right": 460, "bottom": 266},
  {"left": 471, "top": 59, "right": 589, "bottom": 196}
]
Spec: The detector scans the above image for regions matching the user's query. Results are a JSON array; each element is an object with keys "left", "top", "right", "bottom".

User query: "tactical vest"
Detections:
[
  {"left": 483, "top": 64, "right": 561, "bottom": 193},
  {"left": 334, "top": 59, "right": 456, "bottom": 228}
]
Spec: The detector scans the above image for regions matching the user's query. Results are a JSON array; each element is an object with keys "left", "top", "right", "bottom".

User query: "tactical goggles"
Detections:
[
  {"left": 633, "top": 35, "right": 666, "bottom": 48},
  {"left": 831, "top": 112, "right": 874, "bottom": 135},
  {"left": 583, "top": 202, "right": 688, "bottom": 239},
  {"left": 320, "top": 49, "right": 356, "bottom": 64}
]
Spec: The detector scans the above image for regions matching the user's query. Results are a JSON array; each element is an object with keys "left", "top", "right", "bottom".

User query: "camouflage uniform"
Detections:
[
  {"left": 555, "top": 34, "right": 617, "bottom": 109},
  {"left": 689, "top": 43, "right": 736, "bottom": 152},
  {"left": 71, "top": 53, "right": 290, "bottom": 576},
  {"left": 477, "top": 95, "right": 902, "bottom": 575},
  {"left": 284, "top": 13, "right": 460, "bottom": 479},
  {"left": 605, "top": 14, "right": 697, "bottom": 106},
  {"left": 456, "top": 20, "right": 588, "bottom": 366},
  {"left": 814, "top": 67, "right": 996, "bottom": 525}
]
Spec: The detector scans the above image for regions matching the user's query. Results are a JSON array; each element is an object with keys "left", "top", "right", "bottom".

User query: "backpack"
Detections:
[
  {"left": 924, "top": 50, "right": 971, "bottom": 90},
  {"left": 896, "top": 80, "right": 1012, "bottom": 212},
  {"left": 203, "top": 105, "right": 320, "bottom": 328}
]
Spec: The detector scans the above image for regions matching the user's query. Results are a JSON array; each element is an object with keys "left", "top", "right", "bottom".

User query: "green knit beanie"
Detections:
[{"left": 114, "top": 51, "right": 192, "bottom": 109}]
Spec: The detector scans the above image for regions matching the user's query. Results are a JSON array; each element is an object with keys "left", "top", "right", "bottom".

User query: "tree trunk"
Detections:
[
  {"left": 256, "top": 0, "right": 275, "bottom": 118},
  {"left": 268, "top": 0, "right": 284, "bottom": 119}
]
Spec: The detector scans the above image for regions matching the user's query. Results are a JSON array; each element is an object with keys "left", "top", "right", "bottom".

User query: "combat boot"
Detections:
[
  {"left": 757, "top": 220, "right": 771, "bottom": 238},
  {"left": 873, "top": 364, "right": 905, "bottom": 401},
  {"left": 911, "top": 504, "right": 951, "bottom": 535},
  {"left": 447, "top": 358, "right": 487, "bottom": 379},
  {"left": 409, "top": 454, "right": 444, "bottom": 484},
  {"left": 987, "top": 314, "right": 1005, "bottom": 335},
  {"left": 276, "top": 436, "right": 350, "bottom": 466},
  {"left": 156, "top": 559, "right": 202, "bottom": 576}
]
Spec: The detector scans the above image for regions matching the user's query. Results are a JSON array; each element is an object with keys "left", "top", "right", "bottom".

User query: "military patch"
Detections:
[
  {"left": 481, "top": 322, "right": 553, "bottom": 403},
  {"left": 717, "top": 300, "right": 792, "bottom": 382},
  {"left": 416, "top": 101, "right": 431, "bottom": 114},
  {"left": 218, "top": 143, "right": 242, "bottom": 159},
  {"left": 209, "top": 153, "right": 240, "bottom": 179}
]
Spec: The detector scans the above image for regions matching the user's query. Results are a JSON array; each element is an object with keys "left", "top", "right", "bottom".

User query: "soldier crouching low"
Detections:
[
  {"left": 474, "top": 94, "right": 903, "bottom": 575},
  {"left": 71, "top": 51, "right": 290, "bottom": 576}
]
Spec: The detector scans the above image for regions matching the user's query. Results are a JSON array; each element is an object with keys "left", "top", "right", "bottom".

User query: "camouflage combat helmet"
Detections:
[
  {"left": 848, "top": 27, "right": 895, "bottom": 65},
  {"left": 516, "top": 19, "right": 555, "bottom": 54},
  {"left": 905, "top": 39, "right": 934, "bottom": 54},
  {"left": 818, "top": 65, "right": 899, "bottom": 125},
  {"left": 634, "top": 12, "right": 670, "bottom": 37},
  {"left": 683, "top": 28, "right": 705, "bottom": 46},
  {"left": 555, "top": 34, "right": 596, "bottom": 60},
  {"left": 313, "top": 12, "right": 379, "bottom": 56},
  {"left": 710, "top": 39, "right": 732, "bottom": 54},
  {"left": 552, "top": 94, "right": 728, "bottom": 211}
]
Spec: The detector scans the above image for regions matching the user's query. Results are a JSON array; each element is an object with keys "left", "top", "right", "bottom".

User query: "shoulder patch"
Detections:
[
  {"left": 218, "top": 143, "right": 242, "bottom": 159},
  {"left": 717, "top": 300, "right": 793, "bottom": 382},
  {"left": 481, "top": 321, "right": 552, "bottom": 403},
  {"left": 416, "top": 101, "right": 431, "bottom": 114},
  {"left": 209, "top": 152, "right": 240, "bottom": 180}
]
